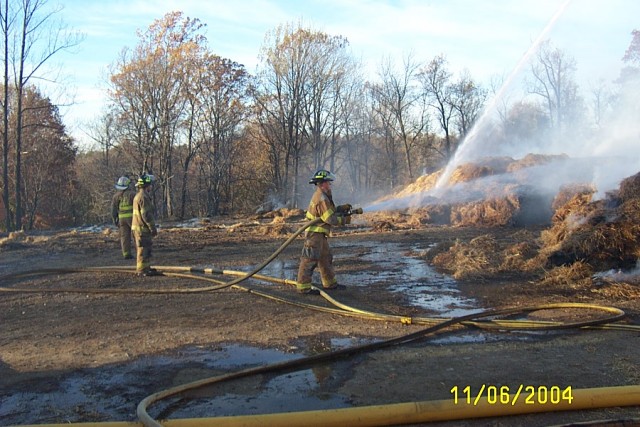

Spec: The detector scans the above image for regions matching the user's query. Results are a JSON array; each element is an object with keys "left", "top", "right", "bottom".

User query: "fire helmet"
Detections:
[
  {"left": 308, "top": 169, "right": 336, "bottom": 185},
  {"left": 115, "top": 176, "right": 131, "bottom": 190},
  {"left": 136, "top": 173, "right": 155, "bottom": 188}
]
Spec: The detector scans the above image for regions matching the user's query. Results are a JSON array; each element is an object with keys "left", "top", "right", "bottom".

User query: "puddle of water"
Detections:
[
  {"left": 256, "top": 240, "right": 479, "bottom": 318},
  {"left": 0, "top": 343, "right": 349, "bottom": 425},
  {"left": 349, "top": 242, "right": 477, "bottom": 318},
  {"left": 191, "top": 241, "right": 515, "bottom": 347},
  {"left": 157, "top": 368, "right": 348, "bottom": 419}
]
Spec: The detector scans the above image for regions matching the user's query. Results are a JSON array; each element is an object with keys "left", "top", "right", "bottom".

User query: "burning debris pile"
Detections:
[
  {"left": 425, "top": 168, "right": 640, "bottom": 296},
  {"left": 252, "top": 156, "right": 640, "bottom": 294},
  {"left": 533, "top": 173, "right": 640, "bottom": 295},
  {"left": 369, "top": 153, "right": 569, "bottom": 228},
  {"left": 540, "top": 173, "right": 640, "bottom": 272}
]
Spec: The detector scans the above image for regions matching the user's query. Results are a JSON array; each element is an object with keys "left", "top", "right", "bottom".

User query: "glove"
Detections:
[
  {"left": 151, "top": 227, "right": 158, "bottom": 237},
  {"left": 338, "top": 213, "right": 351, "bottom": 225},
  {"left": 336, "top": 204, "right": 352, "bottom": 214}
]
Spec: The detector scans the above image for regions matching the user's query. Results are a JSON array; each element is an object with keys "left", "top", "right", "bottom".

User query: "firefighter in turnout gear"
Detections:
[
  {"left": 111, "top": 175, "right": 135, "bottom": 259},
  {"left": 132, "top": 173, "right": 160, "bottom": 276},
  {"left": 296, "top": 169, "right": 352, "bottom": 294}
]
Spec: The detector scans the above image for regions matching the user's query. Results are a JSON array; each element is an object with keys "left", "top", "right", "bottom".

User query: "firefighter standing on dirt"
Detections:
[
  {"left": 296, "top": 169, "right": 352, "bottom": 294},
  {"left": 111, "top": 175, "right": 135, "bottom": 259},
  {"left": 132, "top": 173, "right": 160, "bottom": 276}
]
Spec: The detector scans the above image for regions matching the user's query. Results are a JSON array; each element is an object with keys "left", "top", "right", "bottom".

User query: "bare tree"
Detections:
[
  {"left": 299, "top": 31, "right": 352, "bottom": 172},
  {"left": 0, "top": 0, "right": 82, "bottom": 231},
  {"left": 191, "top": 54, "right": 250, "bottom": 218},
  {"left": 1, "top": 0, "right": 11, "bottom": 230},
  {"left": 448, "top": 70, "right": 486, "bottom": 139},
  {"left": 418, "top": 55, "right": 456, "bottom": 161},
  {"left": 589, "top": 79, "right": 613, "bottom": 130},
  {"left": 0, "top": 0, "right": 13, "bottom": 230},
  {"left": 333, "top": 67, "right": 370, "bottom": 196},
  {"left": 254, "top": 23, "right": 307, "bottom": 207},
  {"left": 371, "top": 53, "right": 428, "bottom": 182},
  {"left": 84, "top": 108, "right": 121, "bottom": 166},
  {"left": 369, "top": 81, "right": 401, "bottom": 188},
  {"left": 527, "top": 40, "right": 582, "bottom": 136}
]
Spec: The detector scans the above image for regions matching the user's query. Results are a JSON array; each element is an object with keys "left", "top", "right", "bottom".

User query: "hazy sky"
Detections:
[{"left": 49, "top": 0, "right": 639, "bottom": 147}]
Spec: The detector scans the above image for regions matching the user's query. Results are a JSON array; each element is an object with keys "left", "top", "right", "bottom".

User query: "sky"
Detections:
[{"left": 48, "top": 0, "right": 639, "bottom": 150}]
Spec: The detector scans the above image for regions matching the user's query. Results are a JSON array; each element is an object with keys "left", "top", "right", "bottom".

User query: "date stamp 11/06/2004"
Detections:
[{"left": 450, "top": 385, "right": 574, "bottom": 406}]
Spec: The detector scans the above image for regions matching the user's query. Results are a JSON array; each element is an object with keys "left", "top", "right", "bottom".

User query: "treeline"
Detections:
[
  {"left": 2, "top": 5, "right": 639, "bottom": 230},
  {"left": 83, "top": 13, "right": 488, "bottom": 225}
]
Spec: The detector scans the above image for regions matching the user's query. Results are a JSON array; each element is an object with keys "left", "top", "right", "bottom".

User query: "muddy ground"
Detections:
[{"left": 1, "top": 215, "right": 640, "bottom": 426}]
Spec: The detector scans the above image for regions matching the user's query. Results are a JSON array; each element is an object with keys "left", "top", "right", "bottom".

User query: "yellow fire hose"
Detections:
[
  {"left": 2, "top": 217, "right": 640, "bottom": 426},
  {"left": 11, "top": 385, "right": 640, "bottom": 427}
]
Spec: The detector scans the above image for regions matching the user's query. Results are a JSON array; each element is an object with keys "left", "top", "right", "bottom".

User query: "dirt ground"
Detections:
[{"left": 1, "top": 214, "right": 640, "bottom": 426}]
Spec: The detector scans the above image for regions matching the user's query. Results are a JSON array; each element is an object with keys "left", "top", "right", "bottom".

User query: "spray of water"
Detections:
[{"left": 433, "top": 0, "right": 573, "bottom": 192}]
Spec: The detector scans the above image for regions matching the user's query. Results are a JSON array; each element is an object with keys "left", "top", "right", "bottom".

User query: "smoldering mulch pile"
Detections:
[
  {"left": 371, "top": 154, "right": 568, "bottom": 228},
  {"left": 426, "top": 171, "right": 640, "bottom": 299}
]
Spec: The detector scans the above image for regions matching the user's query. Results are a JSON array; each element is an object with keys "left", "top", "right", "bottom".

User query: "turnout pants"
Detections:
[
  {"left": 297, "top": 232, "right": 337, "bottom": 292},
  {"left": 118, "top": 218, "right": 133, "bottom": 258},
  {"left": 133, "top": 231, "right": 153, "bottom": 273}
]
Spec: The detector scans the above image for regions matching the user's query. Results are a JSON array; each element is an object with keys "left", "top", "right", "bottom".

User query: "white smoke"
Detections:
[
  {"left": 593, "top": 259, "right": 640, "bottom": 282},
  {"left": 364, "top": 155, "right": 618, "bottom": 212}
]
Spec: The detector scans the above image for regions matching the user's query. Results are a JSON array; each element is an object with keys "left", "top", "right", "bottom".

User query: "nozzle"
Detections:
[{"left": 351, "top": 207, "right": 363, "bottom": 215}]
